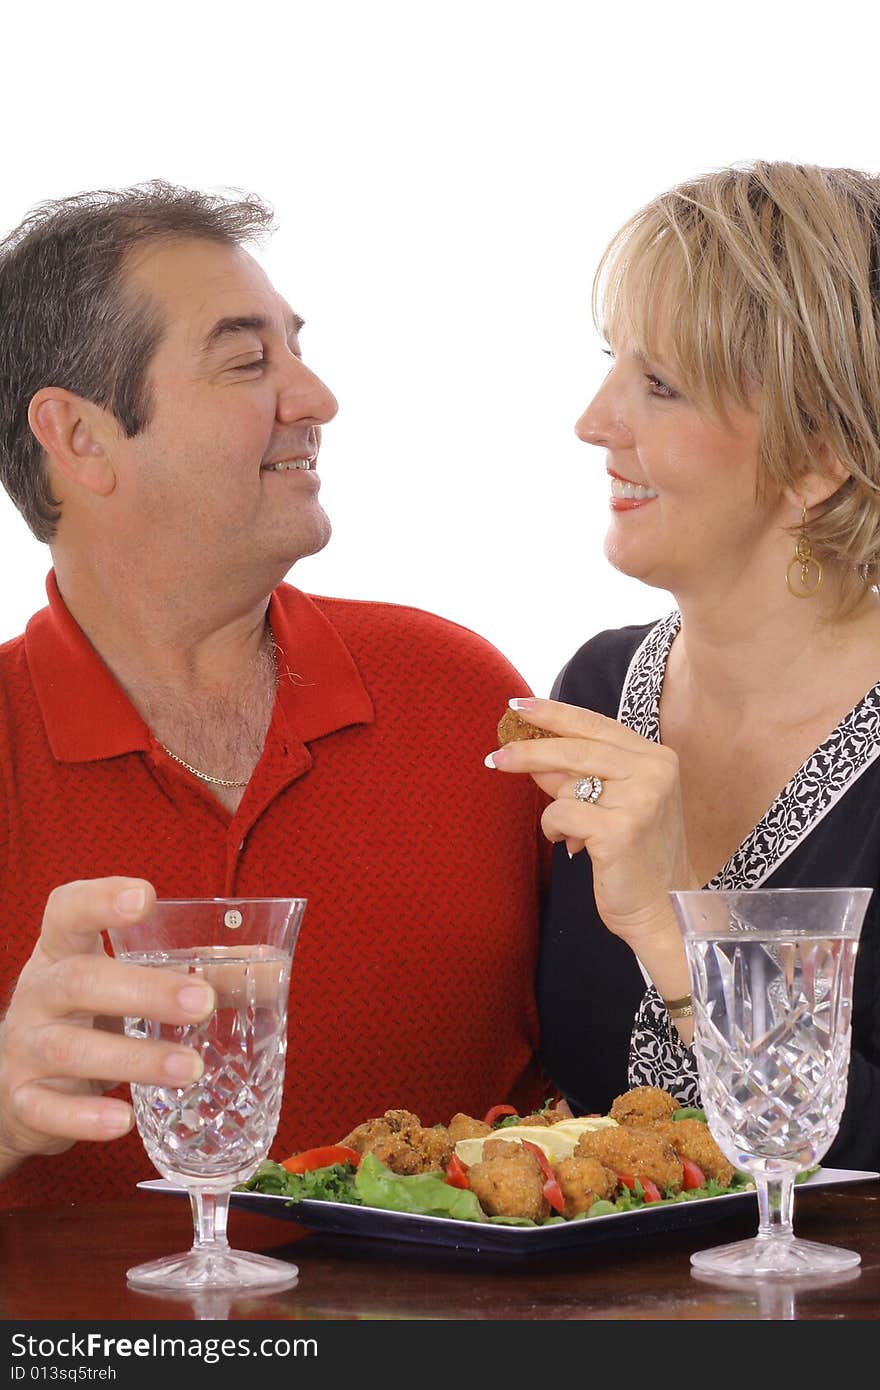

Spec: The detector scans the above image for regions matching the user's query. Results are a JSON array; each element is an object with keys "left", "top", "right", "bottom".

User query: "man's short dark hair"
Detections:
[{"left": 0, "top": 180, "right": 275, "bottom": 540}]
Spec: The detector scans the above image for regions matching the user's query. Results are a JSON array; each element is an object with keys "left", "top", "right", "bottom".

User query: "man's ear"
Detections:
[{"left": 27, "top": 388, "right": 117, "bottom": 498}]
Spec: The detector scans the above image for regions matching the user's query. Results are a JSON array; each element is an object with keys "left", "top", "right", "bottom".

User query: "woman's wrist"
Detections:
[
  {"left": 623, "top": 905, "right": 695, "bottom": 1046},
  {"left": 628, "top": 907, "right": 691, "bottom": 998}
]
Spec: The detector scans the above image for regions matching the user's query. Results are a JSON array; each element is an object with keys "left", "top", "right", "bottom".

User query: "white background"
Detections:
[{"left": 1, "top": 0, "right": 878, "bottom": 697}]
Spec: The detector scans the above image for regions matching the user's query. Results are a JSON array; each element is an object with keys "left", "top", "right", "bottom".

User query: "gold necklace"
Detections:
[{"left": 160, "top": 641, "right": 278, "bottom": 788}]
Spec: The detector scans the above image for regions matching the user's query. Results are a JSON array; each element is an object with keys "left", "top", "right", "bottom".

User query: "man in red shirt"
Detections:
[{"left": 0, "top": 184, "right": 548, "bottom": 1207}]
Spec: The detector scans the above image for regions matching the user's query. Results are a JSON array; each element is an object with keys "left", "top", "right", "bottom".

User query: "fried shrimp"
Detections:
[
  {"left": 447, "top": 1113, "right": 493, "bottom": 1143},
  {"left": 555, "top": 1156, "right": 618, "bottom": 1218},
  {"left": 575, "top": 1125, "right": 683, "bottom": 1193},
  {"left": 339, "top": 1108, "right": 419, "bottom": 1152},
  {"left": 467, "top": 1138, "right": 548, "bottom": 1221},
  {"left": 652, "top": 1119, "right": 735, "bottom": 1187},
  {"left": 339, "top": 1108, "right": 453, "bottom": 1175},
  {"left": 609, "top": 1086, "right": 679, "bottom": 1127}
]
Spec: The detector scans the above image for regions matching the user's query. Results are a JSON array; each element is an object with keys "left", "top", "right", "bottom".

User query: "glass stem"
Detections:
[
  {"left": 755, "top": 1173, "right": 795, "bottom": 1241},
  {"left": 189, "top": 1189, "right": 232, "bottom": 1252}
]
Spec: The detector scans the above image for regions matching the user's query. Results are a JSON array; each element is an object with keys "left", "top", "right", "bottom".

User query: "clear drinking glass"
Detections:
[
  {"left": 108, "top": 896, "right": 306, "bottom": 1291},
  {"left": 669, "top": 887, "right": 871, "bottom": 1279}
]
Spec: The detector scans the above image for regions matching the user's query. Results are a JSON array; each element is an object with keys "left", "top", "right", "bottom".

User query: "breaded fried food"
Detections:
[
  {"left": 339, "top": 1108, "right": 421, "bottom": 1152},
  {"left": 575, "top": 1125, "right": 683, "bottom": 1193},
  {"left": 610, "top": 1086, "right": 679, "bottom": 1127},
  {"left": 555, "top": 1155, "right": 618, "bottom": 1218},
  {"left": 651, "top": 1119, "right": 735, "bottom": 1187},
  {"left": 516, "top": 1113, "right": 557, "bottom": 1128},
  {"left": 369, "top": 1128, "right": 453, "bottom": 1175},
  {"left": 546, "top": 1105, "right": 576, "bottom": 1124},
  {"left": 467, "top": 1138, "right": 548, "bottom": 1221},
  {"left": 339, "top": 1108, "right": 453, "bottom": 1175},
  {"left": 447, "top": 1112, "right": 492, "bottom": 1144},
  {"left": 497, "top": 708, "right": 559, "bottom": 745}
]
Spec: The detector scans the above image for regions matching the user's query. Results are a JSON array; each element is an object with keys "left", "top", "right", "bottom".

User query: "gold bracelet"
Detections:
[
  {"left": 663, "top": 993, "right": 693, "bottom": 1049},
  {"left": 663, "top": 993, "right": 694, "bottom": 1019}
]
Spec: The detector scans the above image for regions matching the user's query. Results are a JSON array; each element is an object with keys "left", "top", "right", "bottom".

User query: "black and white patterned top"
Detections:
[{"left": 537, "top": 618, "right": 880, "bottom": 1170}]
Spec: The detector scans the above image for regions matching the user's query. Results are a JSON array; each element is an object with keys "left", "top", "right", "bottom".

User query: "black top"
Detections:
[{"left": 537, "top": 615, "right": 880, "bottom": 1171}]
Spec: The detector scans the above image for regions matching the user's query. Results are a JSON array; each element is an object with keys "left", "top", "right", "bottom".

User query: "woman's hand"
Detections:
[
  {"left": 485, "top": 697, "right": 700, "bottom": 954},
  {"left": 0, "top": 878, "right": 215, "bottom": 1180}
]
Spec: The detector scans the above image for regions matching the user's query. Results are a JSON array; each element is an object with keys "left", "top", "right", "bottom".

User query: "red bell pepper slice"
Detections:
[
  {"left": 680, "top": 1158, "right": 706, "bottom": 1190},
  {"left": 281, "top": 1144, "right": 361, "bottom": 1173},
  {"left": 618, "top": 1173, "right": 662, "bottom": 1203},
  {"left": 444, "top": 1154, "right": 471, "bottom": 1189},
  {"left": 483, "top": 1104, "right": 519, "bottom": 1126},
  {"left": 521, "top": 1139, "right": 566, "bottom": 1214}
]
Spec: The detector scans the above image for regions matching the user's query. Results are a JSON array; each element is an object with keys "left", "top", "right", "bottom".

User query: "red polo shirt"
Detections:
[{"left": 0, "top": 574, "right": 548, "bottom": 1207}]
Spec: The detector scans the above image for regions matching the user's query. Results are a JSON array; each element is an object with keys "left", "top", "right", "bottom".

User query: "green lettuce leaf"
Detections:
[
  {"left": 353, "top": 1152, "right": 486, "bottom": 1221},
  {"left": 237, "top": 1158, "right": 362, "bottom": 1205}
]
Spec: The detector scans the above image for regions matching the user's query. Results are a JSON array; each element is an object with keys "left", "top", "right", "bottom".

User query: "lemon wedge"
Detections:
[
  {"left": 454, "top": 1125, "right": 578, "bottom": 1167},
  {"left": 453, "top": 1116, "right": 620, "bottom": 1168},
  {"left": 547, "top": 1116, "right": 619, "bottom": 1140}
]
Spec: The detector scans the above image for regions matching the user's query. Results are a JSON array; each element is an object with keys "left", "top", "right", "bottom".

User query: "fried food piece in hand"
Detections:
[
  {"left": 496, "top": 708, "right": 559, "bottom": 745},
  {"left": 555, "top": 1155, "right": 618, "bottom": 1218},
  {"left": 340, "top": 1108, "right": 453, "bottom": 1175},
  {"left": 652, "top": 1119, "right": 735, "bottom": 1187},
  {"left": 467, "top": 1138, "right": 548, "bottom": 1221},
  {"left": 447, "top": 1113, "right": 493, "bottom": 1143},
  {"left": 610, "top": 1086, "right": 679, "bottom": 1127},
  {"left": 575, "top": 1125, "right": 683, "bottom": 1193}
]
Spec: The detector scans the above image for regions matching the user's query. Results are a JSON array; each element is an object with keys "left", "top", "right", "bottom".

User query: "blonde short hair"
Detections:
[{"left": 594, "top": 161, "right": 880, "bottom": 607}]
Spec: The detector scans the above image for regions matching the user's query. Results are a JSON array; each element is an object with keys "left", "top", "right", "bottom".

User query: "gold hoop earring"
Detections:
[{"left": 785, "top": 503, "right": 823, "bottom": 598}]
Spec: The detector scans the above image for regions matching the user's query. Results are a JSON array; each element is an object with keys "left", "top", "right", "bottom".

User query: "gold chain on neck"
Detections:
[{"left": 160, "top": 639, "right": 278, "bottom": 788}]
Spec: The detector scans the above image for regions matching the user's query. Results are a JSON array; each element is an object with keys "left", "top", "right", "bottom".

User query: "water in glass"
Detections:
[
  {"left": 691, "top": 934, "right": 857, "bottom": 1175},
  {"left": 671, "top": 887, "right": 870, "bottom": 1279},
  {"left": 108, "top": 896, "right": 305, "bottom": 1291},
  {"left": 125, "top": 946, "right": 291, "bottom": 1189}
]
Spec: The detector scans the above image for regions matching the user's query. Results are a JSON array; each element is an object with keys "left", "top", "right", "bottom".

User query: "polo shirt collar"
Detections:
[
  {"left": 267, "top": 581, "right": 374, "bottom": 742},
  {"left": 26, "top": 571, "right": 373, "bottom": 764}
]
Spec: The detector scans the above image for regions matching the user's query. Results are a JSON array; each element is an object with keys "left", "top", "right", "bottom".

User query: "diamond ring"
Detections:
[{"left": 573, "top": 776, "right": 603, "bottom": 804}]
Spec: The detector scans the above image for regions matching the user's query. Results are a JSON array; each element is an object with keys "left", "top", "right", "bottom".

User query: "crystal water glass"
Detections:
[
  {"left": 109, "top": 896, "right": 305, "bottom": 1291},
  {"left": 669, "top": 887, "right": 870, "bottom": 1279}
]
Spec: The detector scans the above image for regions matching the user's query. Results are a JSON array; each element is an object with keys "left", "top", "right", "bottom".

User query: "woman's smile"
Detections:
[{"left": 608, "top": 467, "right": 659, "bottom": 510}]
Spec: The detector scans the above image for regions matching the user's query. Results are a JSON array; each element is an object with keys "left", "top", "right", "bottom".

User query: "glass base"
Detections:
[
  {"left": 127, "top": 1246, "right": 299, "bottom": 1291},
  {"left": 691, "top": 1234, "right": 861, "bottom": 1279}
]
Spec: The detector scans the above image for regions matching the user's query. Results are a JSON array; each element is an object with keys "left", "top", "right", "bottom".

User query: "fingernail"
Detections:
[
  {"left": 484, "top": 748, "right": 510, "bottom": 769},
  {"left": 116, "top": 887, "right": 146, "bottom": 915},
  {"left": 509, "top": 697, "right": 537, "bottom": 710},
  {"left": 164, "top": 1050, "right": 204, "bottom": 1083},
  {"left": 178, "top": 985, "right": 214, "bottom": 1016},
  {"left": 97, "top": 1102, "right": 133, "bottom": 1136}
]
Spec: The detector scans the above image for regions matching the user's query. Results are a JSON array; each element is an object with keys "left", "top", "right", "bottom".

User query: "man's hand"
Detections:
[{"left": 0, "top": 878, "right": 215, "bottom": 1180}]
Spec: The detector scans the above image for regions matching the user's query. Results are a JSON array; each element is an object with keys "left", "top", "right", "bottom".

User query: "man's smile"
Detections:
[{"left": 261, "top": 453, "right": 317, "bottom": 472}]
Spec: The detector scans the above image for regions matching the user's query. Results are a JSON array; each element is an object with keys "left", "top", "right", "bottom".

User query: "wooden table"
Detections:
[{"left": 2, "top": 1180, "right": 879, "bottom": 1323}]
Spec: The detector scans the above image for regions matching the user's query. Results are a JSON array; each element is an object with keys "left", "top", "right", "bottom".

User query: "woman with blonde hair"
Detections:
[{"left": 486, "top": 161, "right": 880, "bottom": 1168}]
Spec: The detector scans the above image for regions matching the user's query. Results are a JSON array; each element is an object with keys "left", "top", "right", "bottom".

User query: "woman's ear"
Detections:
[
  {"left": 785, "top": 447, "right": 851, "bottom": 513},
  {"left": 27, "top": 388, "right": 117, "bottom": 497}
]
